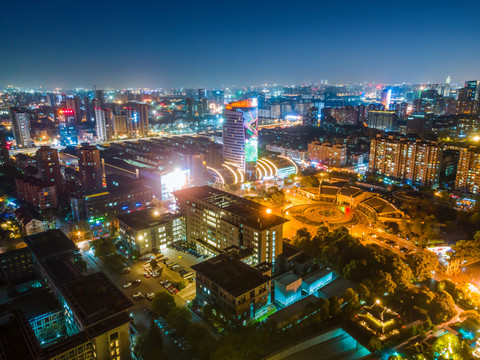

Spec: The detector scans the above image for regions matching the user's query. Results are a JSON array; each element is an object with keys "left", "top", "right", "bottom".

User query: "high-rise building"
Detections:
[
  {"left": 66, "top": 96, "right": 81, "bottom": 124},
  {"left": 58, "top": 108, "right": 78, "bottom": 146},
  {"left": 137, "top": 103, "right": 149, "bottom": 137},
  {"left": 443, "top": 76, "right": 451, "bottom": 97},
  {"left": 368, "top": 135, "right": 442, "bottom": 186},
  {"left": 95, "top": 107, "right": 113, "bottom": 141},
  {"left": 174, "top": 186, "right": 286, "bottom": 265},
  {"left": 112, "top": 114, "right": 127, "bottom": 136},
  {"left": 84, "top": 96, "right": 95, "bottom": 122},
  {"left": 10, "top": 108, "right": 31, "bottom": 148},
  {"left": 124, "top": 106, "right": 139, "bottom": 138},
  {"left": 78, "top": 143, "right": 103, "bottom": 191},
  {"left": 307, "top": 142, "right": 347, "bottom": 167},
  {"left": 458, "top": 80, "right": 478, "bottom": 101},
  {"left": 0, "top": 127, "right": 10, "bottom": 168},
  {"left": 381, "top": 89, "right": 392, "bottom": 110},
  {"left": 36, "top": 146, "right": 62, "bottom": 193},
  {"left": 303, "top": 106, "right": 319, "bottom": 126},
  {"left": 368, "top": 110, "right": 398, "bottom": 132},
  {"left": 455, "top": 146, "right": 480, "bottom": 195},
  {"left": 95, "top": 89, "right": 105, "bottom": 107},
  {"left": 223, "top": 98, "right": 259, "bottom": 181}
]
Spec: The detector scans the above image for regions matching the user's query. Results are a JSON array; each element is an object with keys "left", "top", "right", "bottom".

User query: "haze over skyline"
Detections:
[{"left": 1, "top": 0, "right": 479, "bottom": 89}]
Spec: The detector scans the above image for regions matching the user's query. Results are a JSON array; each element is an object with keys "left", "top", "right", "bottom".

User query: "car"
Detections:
[
  {"left": 143, "top": 273, "right": 150, "bottom": 278},
  {"left": 122, "top": 282, "right": 132, "bottom": 288},
  {"left": 133, "top": 292, "right": 143, "bottom": 300},
  {"left": 134, "top": 279, "right": 141, "bottom": 284},
  {"left": 123, "top": 267, "right": 132, "bottom": 274},
  {"left": 160, "top": 279, "right": 169, "bottom": 285},
  {"left": 146, "top": 292, "right": 154, "bottom": 300}
]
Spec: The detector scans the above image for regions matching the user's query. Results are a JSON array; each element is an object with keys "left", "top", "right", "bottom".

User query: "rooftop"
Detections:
[
  {"left": 338, "top": 186, "right": 363, "bottom": 197},
  {"left": 360, "top": 196, "right": 400, "bottom": 215},
  {"left": 174, "top": 186, "right": 288, "bottom": 230},
  {"left": 303, "top": 269, "right": 335, "bottom": 285},
  {"left": 60, "top": 272, "right": 133, "bottom": 328},
  {"left": 23, "top": 230, "right": 78, "bottom": 259},
  {"left": 116, "top": 209, "right": 181, "bottom": 231},
  {"left": 192, "top": 253, "right": 270, "bottom": 297},
  {"left": 275, "top": 272, "right": 302, "bottom": 286}
]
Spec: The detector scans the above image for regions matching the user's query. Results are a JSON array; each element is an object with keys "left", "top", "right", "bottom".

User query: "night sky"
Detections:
[{"left": 1, "top": 0, "right": 479, "bottom": 89}]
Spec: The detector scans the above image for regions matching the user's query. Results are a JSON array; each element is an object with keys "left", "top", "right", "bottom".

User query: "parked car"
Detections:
[
  {"left": 133, "top": 292, "right": 143, "bottom": 300},
  {"left": 143, "top": 272, "right": 150, "bottom": 278},
  {"left": 134, "top": 279, "right": 141, "bottom": 285},
  {"left": 146, "top": 292, "right": 154, "bottom": 300},
  {"left": 123, "top": 282, "right": 132, "bottom": 288}
]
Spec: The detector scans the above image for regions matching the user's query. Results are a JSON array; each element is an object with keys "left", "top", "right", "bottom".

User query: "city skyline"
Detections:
[{"left": 1, "top": 0, "right": 479, "bottom": 88}]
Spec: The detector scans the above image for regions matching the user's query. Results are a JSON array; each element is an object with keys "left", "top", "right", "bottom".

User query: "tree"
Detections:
[
  {"left": 166, "top": 307, "right": 192, "bottom": 334},
  {"left": 391, "top": 258, "right": 413, "bottom": 288},
  {"left": 91, "top": 237, "right": 115, "bottom": 258},
  {"left": 150, "top": 258, "right": 158, "bottom": 270},
  {"left": 329, "top": 296, "right": 342, "bottom": 318},
  {"left": 373, "top": 271, "right": 397, "bottom": 295},
  {"left": 431, "top": 292, "right": 457, "bottom": 324},
  {"left": 105, "top": 253, "right": 126, "bottom": 273},
  {"left": 151, "top": 292, "right": 175, "bottom": 318},
  {"left": 343, "top": 288, "right": 360, "bottom": 313},
  {"left": 432, "top": 334, "right": 461, "bottom": 359},
  {"left": 407, "top": 252, "right": 438, "bottom": 282},
  {"left": 135, "top": 320, "right": 164, "bottom": 360},
  {"left": 357, "top": 283, "right": 371, "bottom": 302},
  {"left": 300, "top": 175, "right": 319, "bottom": 188},
  {"left": 186, "top": 323, "right": 216, "bottom": 359}
]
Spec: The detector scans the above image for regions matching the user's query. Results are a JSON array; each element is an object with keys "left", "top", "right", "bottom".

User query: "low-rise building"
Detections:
[
  {"left": 117, "top": 208, "right": 184, "bottom": 255},
  {"left": 14, "top": 207, "right": 47, "bottom": 235},
  {"left": 192, "top": 253, "right": 271, "bottom": 322},
  {"left": 307, "top": 141, "right": 347, "bottom": 167}
]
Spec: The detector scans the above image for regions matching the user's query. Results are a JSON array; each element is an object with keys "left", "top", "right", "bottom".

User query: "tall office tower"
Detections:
[
  {"left": 95, "top": 107, "right": 113, "bottom": 141},
  {"left": 46, "top": 93, "right": 56, "bottom": 107},
  {"left": 124, "top": 107, "right": 138, "bottom": 139},
  {"left": 0, "top": 127, "right": 9, "bottom": 168},
  {"left": 444, "top": 76, "right": 451, "bottom": 97},
  {"left": 66, "top": 96, "right": 81, "bottom": 124},
  {"left": 58, "top": 109, "right": 78, "bottom": 146},
  {"left": 95, "top": 89, "right": 105, "bottom": 108},
  {"left": 84, "top": 96, "right": 95, "bottom": 122},
  {"left": 303, "top": 106, "right": 319, "bottom": 126},
  {"left": 137, "top": 103, "right": 149, "bottom": 137},
  {"left": 10, "top": 108, "right": 31, "bottom": 148},
  {"left": 185, "top": 98, "right": 195, "bottom": 118},
  {"left": 198, "top": 88, "right": 207, "bottom": 100},
  {"left": 380, "top": 89, "right": 392, "bottom": 110},
  {"left": 78, "top": 143, "right": 103, "bottom": 191},
  {"left": 174, "top": 186, "right": 286, "bottom": 265},
  {"left": 36, "top": 146, "right": 63, "bottom": 193},
  {"left": 368, "top": 110, "right": 398, "bottom": 132},
  {"left": 328, "top": 106, "right": 358, "bottom": 125},
  {"left": 458, "top": 81, "right": 478, "bottom": 101},
  {"left": 223, "top": 98, "right": 259, "bottom": 181},
  {"left": 368, "top": 135, "right": 442, "bottom": 187}
]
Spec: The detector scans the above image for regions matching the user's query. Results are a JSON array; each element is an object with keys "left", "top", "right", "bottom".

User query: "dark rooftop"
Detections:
[
  {"left": 116, "top": 209, "right": 181, "bottom": 231},
  {"left": 13, "top": 288, "right": 61, "bottom": 321},
  {"left": 174, "top": 185, "right": 288, "bottom": 230},
  {"left": 0, "top": 310, "right": 38, "bottom": 360},
  {"left": 60, "top": 272, "right": 133, "bottom": 328},
  {"left": 192, "top": 253, "right": 271, "bottom": 297},
  {"left": 23, "top": 230, "right": 77, "bottom": 259}
]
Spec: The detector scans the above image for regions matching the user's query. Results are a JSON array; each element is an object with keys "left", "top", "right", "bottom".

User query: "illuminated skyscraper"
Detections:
[
  {"left": 58, "top": 109, "right": 78, "bottom": 146},
  {"left": 455, "top": 146, "right": 480, "bottom": 195},
  {"left": 95, "top": 108, "right": 113, "bottom": 141},
  {"left": 223, "top": 98, "right": 259, "bottom": 181},
  {"left": 443, "top": 76, "right": 451, "bottom": 97},
  {"left": 124, "top": 107, "right": 139, "bottom": 139},
  {"left": 66, "top": 96, "right": 81, "bottom": 124},
  {"left": 10, "top": 108, "right": 31, "bottom": 148},
  {"left": 381, "top": 89, "right": 392, "bottom": 110},
  {"left": 137, "top": 103, "right": 149, "bottom": 137}
]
